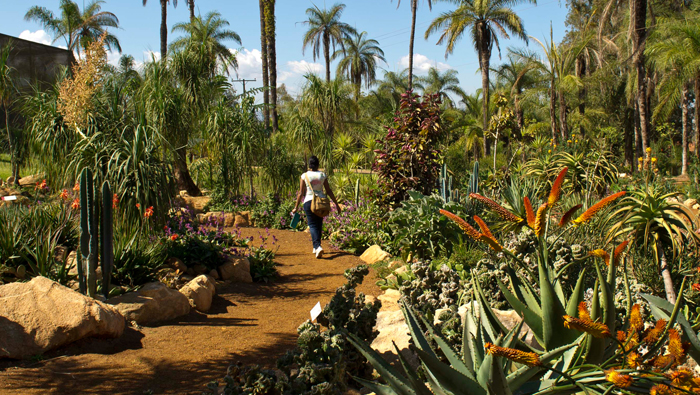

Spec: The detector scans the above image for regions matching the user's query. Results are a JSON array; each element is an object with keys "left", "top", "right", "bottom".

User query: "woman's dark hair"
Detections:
[{"left": 309, "top": 156, "right": 320, "bottom": 171}]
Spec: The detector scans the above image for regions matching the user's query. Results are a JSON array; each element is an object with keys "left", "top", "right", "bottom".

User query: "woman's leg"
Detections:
[{"left": 303, "top": 201, "right": 322, "bottom": 250}]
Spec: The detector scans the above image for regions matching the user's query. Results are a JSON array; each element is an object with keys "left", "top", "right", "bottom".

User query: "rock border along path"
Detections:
[{"left": 0, "top": 228, "right": 381, "bottom": 395}]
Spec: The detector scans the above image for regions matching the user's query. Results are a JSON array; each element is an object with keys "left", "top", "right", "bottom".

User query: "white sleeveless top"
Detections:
[{"left": 302, "top": 171, "right": 327, "bottom": 203}]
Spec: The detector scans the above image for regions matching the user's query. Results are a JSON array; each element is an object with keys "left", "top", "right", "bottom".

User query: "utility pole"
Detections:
[{"left": 232, "top": 78, "right": 256, "bottom": 95}]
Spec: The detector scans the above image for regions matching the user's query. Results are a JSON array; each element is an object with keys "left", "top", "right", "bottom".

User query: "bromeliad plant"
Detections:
[{"left": 352, "top": 167, "right": 700, "bottom": 393}]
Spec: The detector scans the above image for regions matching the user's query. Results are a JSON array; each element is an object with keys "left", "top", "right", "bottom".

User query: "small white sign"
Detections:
[
  {"left": 310, "top": 302, "right": 322, "bottom": 321},
  {"left": 2, "top": 196, "right": 17, "bottom": 201}
]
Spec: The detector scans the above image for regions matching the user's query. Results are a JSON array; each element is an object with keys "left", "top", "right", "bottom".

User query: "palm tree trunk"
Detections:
[
  {"left": 549, "top": 78, "right": 557, "bottom": 142},
  {"left": 625, "top": 106, "right": 635, "bottom": 172},
  {"left": 633, "top": 0, "right": 649, "bottom": 153},
  {"left": 408, "top": 0, "right": 417, "bottom": 90},
  {"left": 160, "top": 0, "right": 168, "bottom": 59},
  {"left": 694, "top": 75, "right": 700, "bottom": 158},
  {"left": 658, "top": 242, "right": 676, "bottom": 304},
  {"left": 479, "top": 49, "right": 490, "bottom": 157},
  {"left": 265, "top": 0, "right": 278, "bottom": 133},
  {"left": 682, "top": 82, "right": 690, "bottom": 175},
  {"left": 188, "top": 0, "right": 195, "bottom": 21},
  {"left": 558, "top": 90, "right": 568, "bottom": 141},
  {"left": 259, "top": 0, "right": 270, "bottom": 130},
  {"left": 576, "top": 55, "right": 586, "bottom": 136},
  {"left": 324, "top": 32, "right": 331, "bottom": 82},
  {"left": 514, "top": 92, "right": 523, "bottom": 140},
  {"left": 174, "top": 146, "right": 201, "bottom": 196}
]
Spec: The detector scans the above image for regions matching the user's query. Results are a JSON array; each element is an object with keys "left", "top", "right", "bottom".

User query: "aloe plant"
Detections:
[{"left": 352, "top": 166, "right": 692, "bottom": 393}]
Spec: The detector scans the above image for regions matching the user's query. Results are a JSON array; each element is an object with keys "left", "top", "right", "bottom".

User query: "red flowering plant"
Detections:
[{"left": 372, "top": 92, "right": 443, "bottom": 208}]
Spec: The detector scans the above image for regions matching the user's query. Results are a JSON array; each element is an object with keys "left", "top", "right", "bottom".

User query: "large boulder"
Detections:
[
  {"left": 18, "top": 174, "right": 44, "bottom": 187},
  {"left": 0, "top": 277, "right": 125, "bottom": 359},
  {"left": 360, "top": 245, "right": 391, "bottom": 265},
  {"left": 218, "top": 256, "right": 252, "bottom": 283},
  {"left": 179, "top": 275, "right": 216, "bottom": 312},
  {"left": 106, "top": 282, "right": 190, "bottom": 325},
  {"left": 234, "top": 211, "right": 250, "bottom": 227}
]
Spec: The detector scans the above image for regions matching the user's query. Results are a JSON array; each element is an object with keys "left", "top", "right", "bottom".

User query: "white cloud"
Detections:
[
  {"left": 230, "top": 48, "right": 262, "bottom": 80},
  {"left": 398, "top": 53, "right": 452, "bottom": 74},
  {"left": 286, "top": 60, "right": 323, "bottom": 76},
  {"left": 19, "top": 29, "right": 52, "bottom": 46},
  {"left": 106, "top": 49, "right": 121, "bottom": 67},
  {"left": 142, "top": 50, "right": 161, "bottom": 62}
]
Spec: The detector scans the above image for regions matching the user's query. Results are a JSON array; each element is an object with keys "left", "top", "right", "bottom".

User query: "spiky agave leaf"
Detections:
[
  {"left": 572, "top": 192, "right": 626, "bottom": 226},
  {"left": 558, "top": 204, "right": 582, "bottom": 227},
  {"left": 469, "top": 193, "right": 523, "bottom": 223},
  {"left": 548, "top": 167, "right": 568, "bottom": 206},
  {"left": 524, "top": 197, "right": 536, "bottom": 229}
]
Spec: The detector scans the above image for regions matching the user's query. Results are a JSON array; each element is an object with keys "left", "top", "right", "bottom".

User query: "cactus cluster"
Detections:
[
  {"left": 438, "top": 161, "right": 479, "bottom": 204},
  {"left": 77, "top": 167, "right": 114, "bottom": 298}
]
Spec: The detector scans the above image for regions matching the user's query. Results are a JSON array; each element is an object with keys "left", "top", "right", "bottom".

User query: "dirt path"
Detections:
[{"left": 0, "top": 228, "right": 381, "bottom": 395}]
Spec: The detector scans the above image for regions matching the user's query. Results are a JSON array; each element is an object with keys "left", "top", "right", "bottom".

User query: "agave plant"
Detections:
[{"left": 351, "top": 167, "right": 700, "bottom": 393}]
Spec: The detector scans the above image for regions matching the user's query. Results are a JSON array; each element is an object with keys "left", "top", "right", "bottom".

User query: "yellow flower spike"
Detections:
[
  {"left": 484, "top": 342, "right": 541, "bottom": 367},
  {"left": 588, "top": 249, "right": 611, "bottom": 266},
  {"left": 548, "top": 149, "right": 552, "bottom": 153},
  {"left": 643, "top": 319, "right": 667, "bottom": 344},
  {"left": 651, "top": 157, "right": 657, "bottom": 163},
  {"left": 577, "top": 301, "right": 591, "bottom": 320},
  {"left": 605, "top": 370, "right": 633, "bottom": 388},
  {"left": 572, "top": 192, "right": 626, "bottom": 226},
  {"left": 629, "top": 304, "right": 643, "bottom": 332},
  {"left": 523, "top": 197, "right": 536, "bottom": 229},
  {"left": 646, "top": 147, "right": 652, "bottom": 153},
  {"left": 468, "top": 193, "right": 523, "bottom": 223},
  {"left": 649, "top": 384, "right": 672, "bottom": 395},
  {"left": 575, "top": 140, "right": 579, "bottom": 143},
  {"left": 534, "top": 203, "right": 549, "bottom": 237},
  {"left": 638, "top": 157, "right": 644, "bottom": 162},
  {"left": 567, "top": 140, "right": 572, "bottom": 143},
  {"left": 548, "top": 167, "right": 568, "bottom": 206},
  {"left": 563, "top": 315, "right": 612, "bottom": 338},
  {"left": 667, "top": 329, "right": 686, "bottom": 363},
  {"left": 627, "top": 352, "right": 643, "bottom": 368},
  {"left": 667, "top": 368, "right": 694, "bottom": 387},
  {"left": 439, "top": 210, "right": 481, "bottom": 240}
]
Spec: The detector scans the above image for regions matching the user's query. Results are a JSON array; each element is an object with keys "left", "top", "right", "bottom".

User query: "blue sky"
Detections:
[{"left": 1, "top": 0, "right": 569, "bottom": 99}]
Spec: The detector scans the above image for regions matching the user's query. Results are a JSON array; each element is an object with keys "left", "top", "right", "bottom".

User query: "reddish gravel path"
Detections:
[{"left": 0, "top": 228, "right": 380, "bottom": 395}]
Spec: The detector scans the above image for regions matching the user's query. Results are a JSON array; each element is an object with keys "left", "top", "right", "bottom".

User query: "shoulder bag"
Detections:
[{"left": 304, "top": 173, "right": 331, "bottom": 217}]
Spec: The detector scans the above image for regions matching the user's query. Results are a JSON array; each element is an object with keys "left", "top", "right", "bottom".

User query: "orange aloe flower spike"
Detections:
[
  {"left": 473, "top": 215, "right": 495, "bottom": 239},
  {"left": 469, "top": 193, "right": 523, "bottom": 223},
  {"left": 473, "top": 216, "right": 503, "bottom": 251},
  {"left": 572, "top": 192, "right": 626, "bottom": 226},
  {"left": 629, "top": 304, "right": 643, "bottom": 332},
  {"left": 485, "top": 342, "right": 541, "bottom": 367},
  {"left": 605, "top": 369, "right": 633, "bottom": 388},
  {"left": 577, "top": 301, "right": 591, "bottom": 321},
  {"left": 613, "top": 241, "right": 629, "bottom": 267},
  {"left": 548, "top": 167, "right": 568, "bottom": 206},
  {"left": 558, "top": 204, "right": 582, "bottom": 227},
  {"left": 534, "top": 203, "right": 549, "bottom": 237},
  {"left": 667, "top": 329, "right": 686, "bottom": 363},
  {"left": 643, "top": 319, "right": 667, "bottom": 344},
  {"left": 440, "top": 209, "right": 481, "bottom": 240},
  {"left": 524, "top": 197, "right": 536, "bottom": 229},
  {"left": 563, "top": 315, "right": 612, "bottom": 338}
]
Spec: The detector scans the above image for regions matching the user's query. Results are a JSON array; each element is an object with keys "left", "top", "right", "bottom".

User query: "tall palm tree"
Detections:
[
  {"left": 0, "top": 42, "right": 18, "bottom": 184},
  {"left": 632, "top": 0, "right": 650, "bottom": 154},
  {"left": 142, "top": 0, "right": 177, "bottom": 59},
  {"left": 425, "top": 0, "right": 534, "bottom": 156},
  {"left": 263, "top": 0, "right": 278, "bottom": 132},
  {"left": 394, "top": 0, "right": 432, "bottom": 90},
  {"left": 332, "top": 31, "right": 387, "bottom": 105},
  {"left": 187, "top": 0, "right": 195, "bottom": 21},
  {"left": 259, "top": 0, "right": 270, "bottom": 129},
  {"left": 25, "top": 0, "right": 120, "bottom": 58},
  {"left": 302, "top": 3, "right": 357, "bottom": 82},
  {"left": 170, "top": 11, "right": 242, "bottom": 76},
  {"left": 417, "top": 67, "right": 467, "bottom": 107}
]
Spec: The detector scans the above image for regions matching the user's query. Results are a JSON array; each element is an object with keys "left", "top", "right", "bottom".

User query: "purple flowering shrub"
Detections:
[{"left": 324, "top": 199, "right": 389, "bottom": 254}]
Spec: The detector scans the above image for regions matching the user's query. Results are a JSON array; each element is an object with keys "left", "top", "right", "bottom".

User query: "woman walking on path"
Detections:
[{"left": 292, "top": 156, "right": 341, "bottom": 258}]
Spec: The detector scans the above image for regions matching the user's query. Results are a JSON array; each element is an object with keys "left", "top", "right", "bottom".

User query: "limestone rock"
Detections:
[
  {"left": 179, "top": 275, "right": 216, "bottom": 312},
  {"left": 223, "top": 213, "right": 236, "bottom": 227},
  {"left": 377, "top": 289, "right": 401, "bottom": 312},
  {"left": 218, "top": 256, "right": 252, "bottom": 283},
  {"left": 0, "top": 277, "right": 125, "bottom": 359},
  {"left": 209, "top": 269, "right": 220, "bottom": 280},
  {"left": 5, "top": 176, "right": 15, "bottom": 185},
  {"left": 107, "top": 282, "right": 190, "bottom": 325},
  {"left": 165, "top": 257, "right": 187, "bottom": 273},
  {"left": 234, "top": 211, "right": 250, "bottom": 227},
  {"left": 459, "top": 302, "right": 540, "bottom": 350},
  {"left": 370, "top": 289, "right": 417, "bottom": 368},
  {"left": 360, "top": 245, "right": 391, "bottom": 265},
  {"left": 192, "top": 264, "right": 208, "bottom": 275},
  {"left": 18, "top": 174, "right": 43, "bottom": 187}
]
